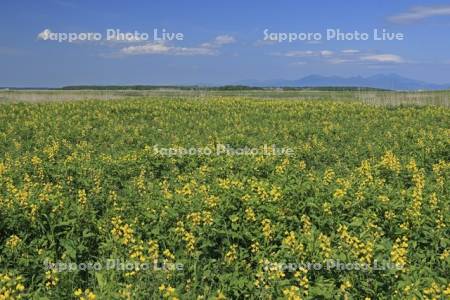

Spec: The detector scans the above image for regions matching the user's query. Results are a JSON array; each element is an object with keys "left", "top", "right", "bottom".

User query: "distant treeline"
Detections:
[
  {"left": 60, "top": 85, "right": 390, "bottom": 91},
  {"left": 61, "top": 85, "right": 263, "bottom": 91},
  {"left": 279, "top": 86, "right": 390, "bottom": 91}
]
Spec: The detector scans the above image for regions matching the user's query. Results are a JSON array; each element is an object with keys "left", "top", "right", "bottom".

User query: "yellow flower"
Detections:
[
  {"left": 74, "top": 288, "right": 97, "bottom": 300},
  {"left": 440, "top": 249, "right": 449, "bottom": 260},
  {"left": 333, "top": 189, "right": 346, "bottom": 199},
  {"left": 282, "top": 231, "right": 304, "bottom": 254},
  {"left": 377, "top": 195, "right": 389, "bottom": 204},
  {"left": 163, "top": 249, "right": 175, "bottom": 261},
  {"left": 45, "top": 269, "right": 59, "bottom": 288},
  {"left": 384, "top": 210, "right": 395, "bottom": 220},
  {"left": 294, "top": 268, "right": 309, "bottom": 291},
  {"left": 379, "top": 151, "right": 401, "bottom": 174},
  {"left": 301, "top": 215, "right": 312, "bottom": 236},
  {"left": 275, "top": 158, "right": 289, "bottom": 174},
  {"left": 322, "top": 202, "right": 332, "bottom": 215},
  {"left": 111, "top": 217, "right": 135, "bottom": 245},
  {"left": 0, "top": 273, "right": 26, "bottom": 299},
  {"left": 340, "top": 280, "right": 352, "bottom": 292},
  {"left": 391, "top": 236, "right": 408, "bottom": 269},
  {"left": 87, "top": 290, "right": 97, "bottom": 300},
  {"left": 205, "top": 195, "right": 220, "bottom": 208},
  {"left": 337, "top": 225, "right": 373, "bottom": 264},
  {"left": 443, "top": 283, "right": 450, "bottom": 296},
  {"left": 78, "top": 189, "right": 87, "bottom": 206},
  {"left": 183, "top": 231, "right": 196, "bottom": 254},
  {"left": 318, "top": 233, "right": 332, "bottom": 259},
  {"left": 202, "top": 211, "right": 213, "bottom": 225},
  {"left": 160, "top": 284, "right": 178, "bottom": 299},
  {"left": 282, "top": 231, "right": 297, "bottom": 248},
  {"left": 147, "top": 239, "right": 159, "bottom": 261},
  {"left": 423, "top": 282, "right": 441, "bottom": 297},
  {"left": 282, "top": 286, "right": 302, "bottom": 300},
  {"left": 323, "top": 168, "right": 335, "bottom": 184},
  {"left": 187, "top": 212, "right": 202, "bottom": 226},
  {"left": 215, "top": 290, "right": 227, "bottom": 299},
  {"left": 245, "top": 207, "right": 256, "bottom": 222},
  {"left": 224, "top": 244, "right": 238, "bottom": 264},
  {"left": 298, "top": 161, "right": 306, "bottom": 171},
  {"left": 269, "top": 185, "right": 282, "bottom": 201},
  {"left": 5, "top": 235, "right": 22, "bottom": 248},
  {"left": 261, "top": 219, "right": 272, "bottom": 241},
  {"left": 0, "top": 162, "right": 6, "bottom": 175},
  {"left": 250, "top": 241, "right": 260, "bottom": 253},
  {"left": 74, "top": 288, "right": 83, "bottom": 297}
]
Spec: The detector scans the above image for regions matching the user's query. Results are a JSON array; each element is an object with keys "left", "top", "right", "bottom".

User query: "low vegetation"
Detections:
[{"left": 0, "top": 98, "right": 449, "bottom": 299}]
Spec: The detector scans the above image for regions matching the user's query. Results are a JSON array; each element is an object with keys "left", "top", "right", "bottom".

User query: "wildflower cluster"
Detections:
[{"left": 0, "top": 98, "right": 448, "bottom": 299}]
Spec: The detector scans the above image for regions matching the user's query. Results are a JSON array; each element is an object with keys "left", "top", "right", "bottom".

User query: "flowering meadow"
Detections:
[{"left": 0, "top": 98, "right": 449, "bottom": 299}]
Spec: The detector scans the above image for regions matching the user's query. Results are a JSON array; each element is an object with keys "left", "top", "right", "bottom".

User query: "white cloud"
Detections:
[
  {"left": 291, "top": 61, "right": 307, "bottom": 66},
  {"left": 112, "top": 35, "right": 236, "bottom": 53},
  {"left": 327, "top": 58, "right": 351, "bottom": 64},
  {"left": 120, "top": 43, "right": 171, "bottom": 55},
  {"left": 274, "top": 49, "right": 405, "bottom": 65},
  {"left": 284, "top": 50, "right": 315, "bottom": 57},
  {"left": 201, "top": 35, "right": 236, "bottom": 48},
  {"left": 214, "top": 35, "right": 236, "bottom": 45},
  {"left": 360, "top": 54, "right": 404, "bottom": 63},
  {"left": 119, "top": 42, "right": 216, "bottom": 56},
  {"left": 341, "top": 49, "right": 360, "bottom": 54},
  {"left": 116, "top": 35, "right": 235, "bottom": 57},
  {"left": 388, "top": 5, "right": 450, "bottom": 23},
  {"left": 320, "top": 50, "right": 333, "bottom": 57},
  {"left": 282, "top": 50, "right": 333, "bottom": 57}
]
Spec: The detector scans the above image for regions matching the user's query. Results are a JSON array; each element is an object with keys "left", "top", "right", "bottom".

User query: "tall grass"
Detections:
[{"left": 1, "top": 89, "right": 449, "bottom": 106}]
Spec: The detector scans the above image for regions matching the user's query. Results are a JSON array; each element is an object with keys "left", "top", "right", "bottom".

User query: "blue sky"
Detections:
[{"left": 1, "top": 0, "right": 450, "bottom": 87}]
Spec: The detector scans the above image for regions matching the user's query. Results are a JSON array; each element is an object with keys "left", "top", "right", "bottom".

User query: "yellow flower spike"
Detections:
[
  {"left": 391, "top": 236, "right": 408, "bottom": 270},
  {"left": 340, "top": 280, "right": 352, "bottom": 292},
  {"left": 74, "top": 288, "right": 83, "bottom": 297},
  {"left": 78, "top": 189, "right": 87, "bottom": 207},
  {"left": 322, "top": 202, "right": 332, "bottom": 215},
  {"left": 244, "top": 207, "right": 256, "bottom": 222},
  {"left": 250, "top": 241, "right": 260, "bottom": 253},
  {"left": 215, "top": 290, "right": 227, "bottom": 299},
  {"left": 333, "top": 188, "right": 346, "bottom": 199},
  {"left": 261, "top": 219, "right": 273, "bottom": 240},
  {"left": 323, "top": 168, "right": 335, "bottom": 184},
  {"left": 87, "top": 291, "right": 97, "bottom": 300},
  {"left": 379, "top": 151, "right": 401, "bottom": 174},
  {"left": 224, "top": 244, "right": 238, "bottom": 264},
  {"left": 282, "top": 286, "right": 302, "bottom": 300},
  {"left": 5, "top": 235, "right": 22, "bottom": 248}
]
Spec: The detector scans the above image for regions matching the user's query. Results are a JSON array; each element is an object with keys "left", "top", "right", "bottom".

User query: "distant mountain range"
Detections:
[{"left": 237, "top": 74, "right": 450, "bottom": 91}]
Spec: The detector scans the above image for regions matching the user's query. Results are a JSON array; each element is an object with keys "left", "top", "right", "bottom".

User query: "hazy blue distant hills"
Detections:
[{"left": 238, "top": 74, "right": 450, "bottom": 91}]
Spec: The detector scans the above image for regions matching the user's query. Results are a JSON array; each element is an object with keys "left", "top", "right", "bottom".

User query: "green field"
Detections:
[
  {"left": 1, "top": 89, "right": 450, "bottom": 107},
  {"left": 0, "top": 96, "right": 449, "bottom": 299}
]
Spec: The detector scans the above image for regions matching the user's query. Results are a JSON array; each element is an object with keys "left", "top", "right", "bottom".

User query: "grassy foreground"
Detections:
[
  {"left": 1, "top": 89, "right": 450, "bottom": 107},
  {"left": 0, "top": 98, "right": 449, "bottom": 299}
]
